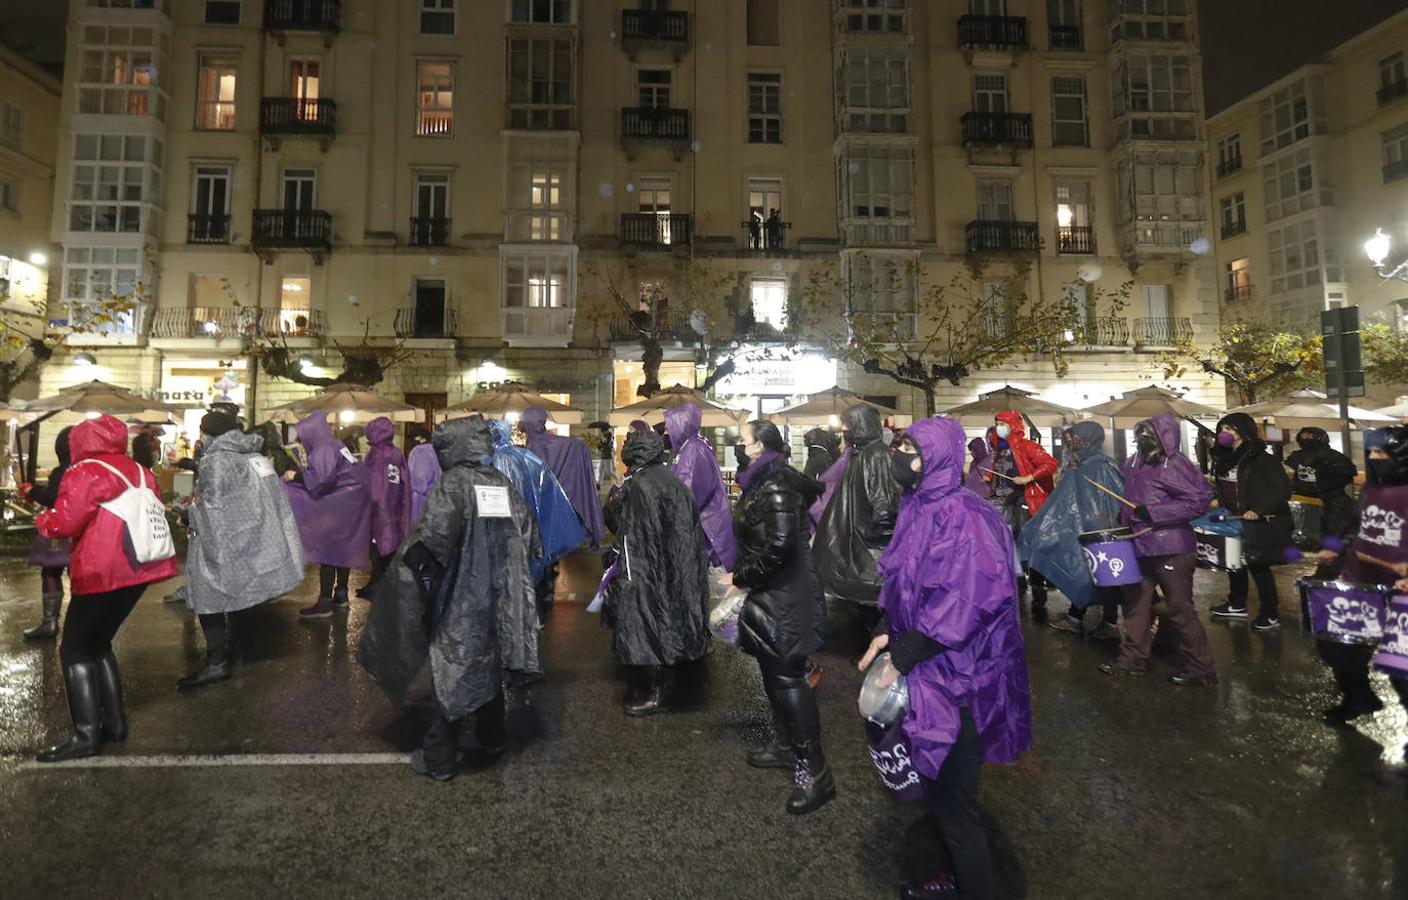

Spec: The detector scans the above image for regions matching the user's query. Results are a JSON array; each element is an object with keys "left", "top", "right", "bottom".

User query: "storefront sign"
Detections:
[{"left": 715, "top": 353, "right": 837, "bottom": 397}]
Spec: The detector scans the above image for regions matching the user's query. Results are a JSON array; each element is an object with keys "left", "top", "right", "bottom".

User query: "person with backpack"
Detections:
[
  {"left": 33, "top": 414, "right": 178, "bottom": 762},
  {"left": 20, "top": 426, "right": 74, "bottom": 640}
]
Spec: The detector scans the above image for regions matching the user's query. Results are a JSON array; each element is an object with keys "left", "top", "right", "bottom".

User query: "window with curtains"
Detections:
[
  {"left": 77, "top": 27, "right": 163, "bottom": 119},
  {"left": 196, "top": 55, "right": 238, "bottom": 130},
  {"left": 416, "top": 61, "right": 454, "bottom": 136}
]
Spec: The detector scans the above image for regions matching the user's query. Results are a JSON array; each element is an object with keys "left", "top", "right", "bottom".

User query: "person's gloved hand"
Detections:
[{"left": 1132, "top": 504, "right": 1151, "bottom": 521}]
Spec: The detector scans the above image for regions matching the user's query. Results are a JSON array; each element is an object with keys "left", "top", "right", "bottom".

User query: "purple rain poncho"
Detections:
[
  {"left": 284, "top": 412, "right": 372, "bottom": 569},
  {"left": 665, "top": 403, "right": 738, "bottom": 571},
  {"left": 490, "top": 419, "right": 586, "bottom": 583},
  {"left": 809, "top": 447, "right": 853, "bottom": 529},
  {"left": 364, "top": 417, "right": 411, "bottom": 556},
  {"left": 1118, "top": 412, "right": 1212, "bottom": 558},
  {"left": 408, "top": 442, "right": 441, "bottom": 524},
  {"left": 877, "top": 416, "right": 1032, "bottom": 779},
  {"left": 963, "top": 436, "right": 992, "bottom": 498},
  {"left": 522, "top": 407, "right": 605, "bottom": 547}
]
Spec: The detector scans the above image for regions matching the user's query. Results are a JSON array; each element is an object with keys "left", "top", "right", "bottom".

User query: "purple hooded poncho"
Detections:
[
  {"left": 284, "top": 412, "right": 372, "bottom": 568},
  {"left": 1119, "top": 412, "right": 1212, "bottom": 558},
  {"left": 665, "top": 403, "right": 738, "bottom": 571},
  {"left": 407, "top": 442, "right": 441, "bottom": 524},
  {"left": 878, "top": 416, "right": 1032, "bottom": 779},
  {"left": 522, "top": 407, "right": 605, "bottom": 547},
  {"left": 808, "top": 447, "right": 853, "bottom": 529},
  {"left": 363, "top": 417, "right": 411, "bottom": 555},
  {"left": 963, "top": 436, "right": 992, "bottom": 498}
]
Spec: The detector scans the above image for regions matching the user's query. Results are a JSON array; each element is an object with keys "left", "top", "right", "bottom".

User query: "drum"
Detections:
[
  {"left": 1195, "top": 529, "right": 1244, "bottom": 572},
  {"left": 1082, "top": 532, "right": 1143, "bottom": 587},
  {"left": 1372, "top": 595, "right": 1408, "bottom": 677},
  {"left": 857, "top": 653, "right": 910, "bottom": 727},
  {"left": 1290, "top": 495, "right": 1324, "bottom": 551},
  {"left": 708, "top": 587, "right": 746, "bottom": 645},
  {"left": 1297, "top": 579, "right": 1388, "bottom": 645},
  {"left": 864, "top": 719, "right": 925, "bottom": 804}
]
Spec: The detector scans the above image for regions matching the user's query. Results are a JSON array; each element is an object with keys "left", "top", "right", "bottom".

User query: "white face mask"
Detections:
[{"left": 995, "top": 424, "right": 1012, "bottom": 440}]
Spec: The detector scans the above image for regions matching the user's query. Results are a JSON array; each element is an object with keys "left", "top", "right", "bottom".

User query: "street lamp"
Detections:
[{"left": 1366, "top": 228, "right": 1408, "bottom": 281}]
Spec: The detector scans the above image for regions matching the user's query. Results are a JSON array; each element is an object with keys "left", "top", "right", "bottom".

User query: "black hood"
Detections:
[
  {"left": 804, "top": 427, "right": 840, "bottom": 456},
  {"left": 433, "top": 416, "right": 495, "bottom": 469},
  {"left": 622, "top": 429, "right": 668, "bottom": 471},
  {"left": 840, "top": 404, "right": 883, "bottom": 449},
  {"left": 54, "top": 426, "right": 74, "bottom": 468},
  {"left": 1216, "top": 412, "right": 1261, "bottom": 446}
]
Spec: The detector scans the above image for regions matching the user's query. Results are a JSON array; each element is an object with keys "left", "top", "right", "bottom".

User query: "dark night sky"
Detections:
[{"left": 0, "top": 2, "right": 69, "bottom": 76}]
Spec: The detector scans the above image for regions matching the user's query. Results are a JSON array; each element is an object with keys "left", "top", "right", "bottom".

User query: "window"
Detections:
[
  {"left": 413, "top": 173, "right": 450, "bottom": 245},
  {"left": 1262, "top": 148, "right": 1327, "bottom": 221},
  {"left": 842, "top": 0, "right": 907, "bottom": 34},
  {"left": 848, "top": 148, "right": 914, "bottom": 220},
  {"left": 638, "top": 69, "right": 671, "bottom": 109},
  {"left": 1226, "top": 257, "right": 1251, "bottom": 302},
  {"left": 196, "top": 55, "right": 237, "bottom": 130},
  {"left": 190, "top": 165, "right": 231, "bottom": 242},
  {"left": 747, "top": 73, "right": 782, "bottom": 143},
  {"left": 1216, "top": 133, "right": 1241, "bottom": 174},
  {"left": 750, "top": 279, "right": 787, "bottom": 331},
  {"left": 1381, "top": 51, "right": 1407, "bottom": 92},
  {"left": 1115, "top": 52, "right": 1196, "bottom": 139},
  {"left": 507, "top": 37, "right": 574, "bottom": 129},
  {"left": 416, "top": 61, "right": 454, "bottom": 136},
  {"left": 1111, "top": 0, "right": 1190, "bottom": 41},
  {"left": 1218, "top": 192, "right": 1245, "bottom": 235},
  {"left": 1055, "top": 181, "right": 1091, "bottom": 252},
  {"left": 747, "top": 0, "right": 780, "bottom": 45},
  {"left": 977, "top": 180, "right": 1014, "bottom": 221},
  {"left": 842, "top": 46, "right": 909, "bottom": 133},
  {"left": 1268, "top": 219, "right": 1321, "bottom": 294},
  {"left": 972, "top": 73, "right": 1008, "bottom": 114},
  {"left": 77, "top": 27, "right": 161, "bottom": 118},
  {"left": 1129, "top": 151, "right": 1202, "bottom": 223},
  {"left": 282, "top": 168, "right": 316, "bottom": 209},
  {"left": 971, "top": 0, "right": 1006, "bottom": 14},
  {"left": 69, "top": 134, "right": 157, "bottom": 234},
  {"left": 510, "top": 0, "right": 572, "bottom": 24},
  {"left": 1048, "top": 0, "right": 1082, "bottom": 48},
  {"left": 204, "top": 0, "right": 240, "bottom": 24},
  {"left": 412, "top": 278, "right": 449, "bottom": 337},
  {"left": 505, "top": 133, "right": 575, "bottom": 242},
  {"left": 1051, "top": 76, "right": 1088, "bottom": 146},
  {"left": 1141, "top": 283, "right": 1170, "bottom": 319},
  {"left": 278, "top": 277, "right": 311, "bottom": 334},
  {"left": 846, "top": 254, "right": 916, "bottom": 337},
  {"left": 0, "top": 175, "right": 17, "bottom": 212},
  {"left": 421, "top": 0, "right": 454, "bottom": 34},
  {"left": 0, "top": 101, "right": 20, "bottom": 150},
  {"left": 62, "top": 246, "right": 141, "bottom": 333},
  {"left": 502, "top": 249, "right": 577, "bottom": 343},
  {"left": 636, "top": 177, "right": 678, "bottom": 244},
  {"left": 290, "top": 59, "right": 320, "bottom": 103},
  {"left": 1385, "top": 123, "right": 1408, "bottom": 183},
  {"left": 1258, "top": 80, "right": 1312, "bottom": 154},
  {"left": 747, "top": 178, "right": 784, "bottom": 250}
]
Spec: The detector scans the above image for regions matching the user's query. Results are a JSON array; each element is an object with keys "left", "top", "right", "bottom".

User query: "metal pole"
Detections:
[{"left": 1335, "top": 326, "right": 1352, "bottom": 455}]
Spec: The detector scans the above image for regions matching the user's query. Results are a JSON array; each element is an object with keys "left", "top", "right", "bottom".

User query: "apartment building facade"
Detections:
[
  {"left": 40, "top": 0, "right": 1221, "bottom": 439},
  {"left": 1207, "top": 8, "right": 1408, "bottom": 350}
]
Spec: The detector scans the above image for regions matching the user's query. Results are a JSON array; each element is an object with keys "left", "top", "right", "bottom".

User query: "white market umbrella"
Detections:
[
  {"left": 443, "top": 381, "right": 583, "bottom": 424},
  {"left": 769, "top": 386, "right": 900, "bottom": 427},
  {"left": 1228, "top": 389, "right": 1395, "bottom": 431},
  {"left": 942, "top": 385, "right": 1085, "bottom": 427},
  {"left": 608, "top": 384, "right": 749, "bottom": 428},
  {"left": 268, "top": 383, "right": 424, "bottom": 425},
  {"left": 1374, "top": 399, "right": 1408, "bottom": 421},
  {"left": 21, "top": 379, "right": 183, "bottom": 424},
  {"left": 1082, "top": 385, "right": 1223, "bottom": 429}
]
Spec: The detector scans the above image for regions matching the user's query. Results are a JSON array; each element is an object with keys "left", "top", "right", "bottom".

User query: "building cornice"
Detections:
[{"left": 0, "top": 45, "right": 61, "bottom": 96}]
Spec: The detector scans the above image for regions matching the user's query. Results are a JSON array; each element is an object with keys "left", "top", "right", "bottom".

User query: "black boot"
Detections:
[
  {"left": 38, "top": 662, "right": 104, "bottom": 763},
  {"left": 95, "top": 652, "right": 128, "bottom": 742},
  {"left": 775, "top": 671, "right": 835, "bottom": 815},
  {"left": 178, "top": 613, "right": 233, "bottom": 691},
  {"left": 625, "top": 666, "right": 672, "bottom": 717},
  {"left": 746, "top": 704, "right": 796, "bottom": 770},
  {"left": 22, "top": 591, "right": 63, "bottom": 640}
]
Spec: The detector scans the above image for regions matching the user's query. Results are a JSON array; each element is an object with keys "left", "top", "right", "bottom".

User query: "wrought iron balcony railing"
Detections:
[
  {"left": 260, "top": 97, "right": 336, "bottom": 136},
  {"left": 409, "top": 216, "right": 450, "bottom": 247},
  {"left": 264, "top": 0, "right": 340, "bottom": 33},
  {"left": 610, "top": 310, "right": 693, "bottom": 343},
  {"left": 961, "top": 111, "right": 1034, "bottom": 147},
  {"left": 1056, "top": 225, "right": 1094, "bottom": 255},
  {"left": 149, "top": 306, "right": 326, "bottom": 340},
  {"left": 1378, "top": 79, "right": 1408, "bottom": 108},
  {"left": 1216, "top": 156, "right": 1243, "bottom": 178},
  {"left": 1384, "top": 158, "right": 1408, "bottom": 184},
  {"left": 187, "top": 213, "right": 230, "bottom": 244},
  {"left": 621, "top": 213, "right": 692, "bottom": 247},
  {"left": 1220, "top": 220, "right": 1247, "bottom": 239},
  {"left": 251, "top": 209, "right": 332, "bottom": 250},
  {"left": 966, "top": 219, "right": 1040, "bottom": 253},
  {"left": 742, "top": 219, "right": 790, "bottom": 252},
  {"left": 622, "top": 9, "right": 688, "bottom": 42},
  {"left": 621, "top": 107, "right": 691, "bottom": 142},
  {"left": 1049, "top": 24, "right": 1082, "bottom": 49},
  {"left": 1072, "top": 317, "right": 1129, "bottom": 347},
  {"left": 394, "top": 306, "right": 458, "bottom": 339},
  {"left": 958, "top": 15, "right": 1028, "bottom": 48},
  {"left": 1225, "top": 283, "right": 1253, "bottom": 303},
  {"left": 1134, "top": 317, "right": 1193, "bottom": 347}
]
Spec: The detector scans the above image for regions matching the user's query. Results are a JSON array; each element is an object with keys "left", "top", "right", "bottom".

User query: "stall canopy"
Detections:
[
  {"left": 1082, "top": 385, "right": 1222, "bottom": 429},
  {"left": 21, "top": 380, "right": 184, "bottom": 424},
  {"left": 443, "top": 381, "right": 583, "bottom": 424},
  {"left": 267, "top": 383, "right": 424, "bottom": 425},
  {"left": 769, "top": 386, "right": 900, "bottom": 427},
  {"left": 608, "top": 384, "right": 749, "bottom": 427},
  {"left": 943, "top": 385, "right": 1085, "bottom": 426},
  {"left": 1227, "top": 389, "right": 1396, "bottom": 431},
  {"left": 1374, "top": 398, "right": 1408, "bottom": 421}
]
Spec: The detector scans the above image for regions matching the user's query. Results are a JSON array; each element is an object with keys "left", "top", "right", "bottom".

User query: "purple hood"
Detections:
[
  {"left": 363, "top": 416, "right": 411, "bottom": 553},
  {"left": 285, "top": 412, "right": 372, "bottom": 568},
  {"left": 522, "top": 406, "right": 605, "bottom": 546},
  {"left": 664, "top": 403, "right": 738, "bottom": 570},
  {"left": 963, "top": 436, "right": 991, "bottom": 497},
  {"left": 878, "top": 416, "right": 1031, "bottom": 777},
  {"left": 407, "top": 442, "right": 441, "bottom": 523},
  {"left": 1119, "top": 412, "right": 1212, "bottom": 557}
]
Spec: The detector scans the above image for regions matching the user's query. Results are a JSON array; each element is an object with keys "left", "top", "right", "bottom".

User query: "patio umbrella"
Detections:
[
  {"left": 942, "top": 385, "right": 1085, "bottom": 427},
  {"left": 1082, "top": 385, "right": 1223, "bottom": 429},
  {"left": 1374, "top": 399, "right": 1408, "bottom": 421},
  {"left": 21, "top": 380, "right": 184, "bottom": 424},
  {"left": 1227, "top": 389, "right": 1395, "bottom": 431},
  {"left": 608, "top": 384, "right": 748, "bottom": 427},
  {"left": 267, "top": 383, "right": 424, "bottom": 425},
  {"left": 769, "top": 386, "right": 899, "bottom": 427},
  {"left": 443, "top": 381, "right": 584, "bottom": 424}
]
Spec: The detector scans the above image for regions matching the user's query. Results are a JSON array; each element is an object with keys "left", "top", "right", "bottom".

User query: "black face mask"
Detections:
[
  {"left": 1297, "top": 434, "right": 1323, "bottom": 450},
  {"left": 890, "top": 450, "right": 921, "bottom": 489},
  {"left": 734, "top": 443, "right": 750, "bottom": 468},
  {"left": 1135, "top": 434, "right": 1163, "bottom": 463},
  {"left": 1368, "top": 458, "right": 1408, "bottom": 486}
]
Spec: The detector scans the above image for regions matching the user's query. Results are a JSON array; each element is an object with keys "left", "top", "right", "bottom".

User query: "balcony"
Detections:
[
  {"left": 1049, "top": 24, "right": 1082, "bottom": 50},
  {"left": 1216, "top": 156, "right": 1243, "bottom": 179},
  {"left": 260, "top": 98, "right": 336, "bottom": 142},
  {"left": 409, "top": 216, "right": 451, "bottom": 247},
  {"left": 1385, "top": 159, "right": 1408, "bottom": 184},
  {"left": 742, "top": 218, "right": 790, "bottom": 253},
  {"left": 1220, "top": 220, "right": 1247, "bottom": 239},
  {"left": 187, "top": 213, "right": 230, "bottom": 245},
  {"left": 264, "top": 0, "right": 340, "bottom": 36},
  {"left": 1225, "top": 283, "right": 1253, "bottom": 303},
  {"left": 610, "top": 310, "right": 692, "bottom": 344},
  {"left": 1072, "top": 317, "right": 1130, "bottom": 347},
  {"left": 1123, "top": 220, "right": 1204, "bottom": 255},
  {"left": 957, "top": 15, "right": 1028, "bottom": 49},
  {"left": 1378, "top": 79, "right": 1408, "bottom": 107},
  {"left": 966, "top": 220, "right": 1040, "bottom": 253},
  {"left": 148, "top": 306, "right": 326, "bottom": 341},
  {"left": 394, "top": 306, "right": 458, "bottom": 340},
  {"left": 251, "top": 209, "right": 332, "bottom": 257},
  {"left": 961, "top": 112, "right": 1034, "bottom": 148},
  {"left": 1134, "top": 317, "right": 1193, "bottom": 348},
  {"left": 621, "top": 107, "right": 691, "bottom": 143},
  {"left": 622, "top": 9, "right": 688, "bottom": 47},
  {"left": 503, "top": 307, "right": 574, "bottom": 347},
  {"left": 621, "top": 213, "right": 691, "bottom": 247},
  {"left": 1056, "top": 225, "right": 1095, "bottom": 255}
]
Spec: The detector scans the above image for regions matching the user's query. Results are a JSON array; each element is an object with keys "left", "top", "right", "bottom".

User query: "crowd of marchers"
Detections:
[{"left": 15, "top": 394, "right": 1408, "bottom": 900}]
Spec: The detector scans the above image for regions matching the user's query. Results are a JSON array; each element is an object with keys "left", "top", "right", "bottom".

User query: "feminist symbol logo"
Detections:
[{"left": 1108, "top": 557, "right": 1125, "bottom": 578}]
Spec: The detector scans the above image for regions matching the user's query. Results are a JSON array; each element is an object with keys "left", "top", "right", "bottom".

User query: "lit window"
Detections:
[
  {"left": 416, "top": 61, "right": 454, "bottom": 136},
  {"left": 279, "top": 276, "right": 312, "bottom": 335},
  {"left": 77, "top": 27, "right": 161, "bottom": 119},
  {"left": 530, "top": 173, "right": 562, "bottom": 240},
  {"left": 750, "top": 279, "right": 787, "bottom": 331},
  {"left": 196, "top": 55, "right": 238, "bottom": 130},
  {"left": 505, "top": 134, "right": 574, "bottom": 241},
  {"left": 502, "top": 249, "right": 576, "bottom": 343}
]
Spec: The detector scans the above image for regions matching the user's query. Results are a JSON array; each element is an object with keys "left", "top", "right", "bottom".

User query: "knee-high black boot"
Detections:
[
  {"left": 38, "top": 662, "right": 103, "bottom": 763},
  {"left": 95, "top": 651, "right": 127, "bottom": 741},
  {"left": 625, "top": 665, "right": 673, "bottom": 717},
  {"left": 178, "top": 613, "right": 233, "bottom": 690},
  {"left": 23, "top": 591, "right": 63, "bottom": 640},
  {"left": 774, "top": 672, "right": 836, "bottom": 815},
  {"left": 747, "top": 677, "right": 796, "bottom": 770}
]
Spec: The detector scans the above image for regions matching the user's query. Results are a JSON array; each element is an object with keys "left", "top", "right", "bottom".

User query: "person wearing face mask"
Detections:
[
  {"left": 802, "top": 427, "right": 840, "bottom": 480},
  {"left": 1019, "top": 421, "right": 1125, "bottom": 639},
  {"left": 963, "top": 436, "right": 992, "bottom": 498},
  {"left": 1099, "top": 413, "right": 1217, "bottom": 686},
  {"left": 984, "top": 411, "right": 1058, "bottom": 616},
  {"left": 859, "top": 416, "right": 1031, "bottom": 900},
  {"left": 1208, "top": 413, "right": 1293, "bottom": 630},
  {"left": 1283, "top": 427, "right": 1358, "bottom": 572},
  {"left": 732, "top": 421, "right": 833, "bottom": 814}
]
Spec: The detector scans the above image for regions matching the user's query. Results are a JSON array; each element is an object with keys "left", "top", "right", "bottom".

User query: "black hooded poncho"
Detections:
[{"left": 812, "top": 404, "right": 900, "bottom": 606}]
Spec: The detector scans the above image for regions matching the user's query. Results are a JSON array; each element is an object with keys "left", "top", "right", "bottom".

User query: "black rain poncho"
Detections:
[
  {"left": 602, "top": 429, "right": 712, "bottom": 667},
  {"left": 357, "top": 416, "right": 542, "bottom": 720},
  {"left": 812, "top": 405, "right": 900, "bottom": 606}
]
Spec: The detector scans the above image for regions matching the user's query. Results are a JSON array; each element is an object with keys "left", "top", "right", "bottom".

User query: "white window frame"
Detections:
[
  {"left": 1268, "top": 219, "right": 1322, "bottom": 294},
  {"left": 1141, "top": 283, "right": 1171, "bottom": 319},
  {"left": 62, "top": 246, "right": 142, "bottom": 334},
  {"left": 506, "top": 36, "right": 575, "bottom": 129},
  {"left": 747, "top": 72, "right": 783, "bottom": 143},
  {"left": 416, "top": 60, "right": 455, "bottom": 137},
  {"left": 77, "top": 27, "right": 161, "bottom": 119},
  {"left": 972, "top": 72, "right": 1009, "bottom": 114},
  {"left": 1258, "top": 80, "right": 1312, "bottom": 154},
  {"left": 281, "top": 168, "right": 317, "bottom": 210},
  {"left": 749, "top": 278, "right": 788, "bottom": 331},
  {"left": 504, "top": 133, "right": 575, "bottom": 242},
  {"left": 1217, "top": 132, "right": 1241, "bottom": 169},
  {"left": 1051, "top": 76, "right": 1088, "bottom": 147},
  {"left": 638, "top": 68, "right": 673, "bottom": 109},
  {"left": 977, "top": 180, "right": 1014, "bottom": 221},
  {"left": 196, "top": 54, "right": 238, "bottom": 131},
  {"left": 1381, "top": 51, "right": 1407, "bottom": 92},
  {"left": 848, "top": 148, "right": 914, "bottom": 221},
  {"left": 500, "top": 247, "right": 578, "bottom": 346},
  {"left": 68, "top": 134, "right": 155, "bottom": 235},
  {"left": 1218, "top": 192, "right": 1244, "bottom": 230},
  {"left": 0, "top": 100, "right": 21, "bottom": 150},
  {"left": 421, "top": 0, "right": 455, "bottom": 35},
  {"left": 1131, "top": 151, "right": 1202, "bottom": 223},
  {"left": 841, "top": 46, "right": 908, "bottom": 134},
  {"left": 1384, "top": 123, "right": 1408, "bottom": 176},
  {"left": 841, "top": 0, "right": 907, "bottom": 34},
  {"left": 508, "top": 0, "right": 573, "bottom": 24},
  {"left": 1262, "top": 148, "right": 1325, "bottom": 222},
  {"left": 414, "top": 171, "right": 450, "bottom": 219}
]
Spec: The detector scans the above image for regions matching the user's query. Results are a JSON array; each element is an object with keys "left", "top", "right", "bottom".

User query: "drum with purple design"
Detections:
[
  {"left": 1195, "top": 529, "right": 1243, "bottom": 572},
  {"left": 1297, "top": 579, "right": 1388, "bottom": 645},
  {"left": 1372, "top": 595, "right": 1408, "bottom": 677},
  {"left": 1082, "top": 532, "right": 1143, "bottom": 587}
]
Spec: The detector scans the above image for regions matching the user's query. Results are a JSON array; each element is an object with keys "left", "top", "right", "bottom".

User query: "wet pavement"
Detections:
[{"left": 0, "top": 551, "right": 1405, "bottom": 899}]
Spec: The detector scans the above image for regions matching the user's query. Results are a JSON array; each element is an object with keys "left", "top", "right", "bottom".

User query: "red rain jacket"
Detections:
[
  {"left": 986, "top": 411, "right": 1057, "bottom": 516},
  {"left": 37, "top": 415, "right": 179, "bottom": 595}
]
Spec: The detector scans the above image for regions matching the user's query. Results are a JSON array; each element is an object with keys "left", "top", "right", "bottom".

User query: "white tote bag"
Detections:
[{"left": 80, "top": 458, "right": 176, "bottom": 565}]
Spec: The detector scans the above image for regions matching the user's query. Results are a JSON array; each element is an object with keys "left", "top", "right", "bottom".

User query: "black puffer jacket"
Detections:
[
  {"left": 733, "top": 456, "right": 826, "bottom": 661},
  {"left": 1213, "top": 413, "right": 1292, "bottom": 566},
  {"left": 602, "top": 430, "right": 712, "bottom": 666},
  {"left": 813, "top": 405, "right": 899, "bottom": 606},
  {"left": 802, "top": 428, "right": 840, "bottom": 479},
  {"left": 27, "top": 427, "right": 74, "bottom": 509},
  {"left": 1284, "top": 427, "right": 1358, "bottom": 547}
]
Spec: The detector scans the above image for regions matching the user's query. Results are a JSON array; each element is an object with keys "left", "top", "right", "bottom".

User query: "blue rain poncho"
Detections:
[
  {"left": 491, "top": 419, "right": 586, "bottom": 582},
  {"left": 1017, "top": 421, "right": 1126, "bottom": 610}
]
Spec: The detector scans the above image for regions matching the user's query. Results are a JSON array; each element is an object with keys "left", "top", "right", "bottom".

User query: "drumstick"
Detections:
[
  {"left": 1079, "top": 525, "right": 1129, "bottom": 536},
  {"left": 980, "top": 468, "right": 1019, "bottom": 482},
  {"left": 1355, "top": 551, "right": 1408, "bottom": 577},
  {"left": 1083, "top": 477, "right": 1139, "bottom": 510}
]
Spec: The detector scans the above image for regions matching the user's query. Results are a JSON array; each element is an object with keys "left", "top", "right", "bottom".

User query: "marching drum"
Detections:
[
  {"left": 857, "top": 652, "right": 910, "bottom": 727},
  {"left": 1372, "top": 595, "right": 1408, "bottom": 678},
  {"left": 1193, "top": 513, "right": 1243, "bottom": 572},
  {"left": 1297, "top": 579, "right": 1388, "bottom": 645},
  {"left": 1081, "top": 529, "right": 1143, "bottom": 587},
  {"left": 1289, "top": 495, "right": 1325, "bottom": 551}
]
